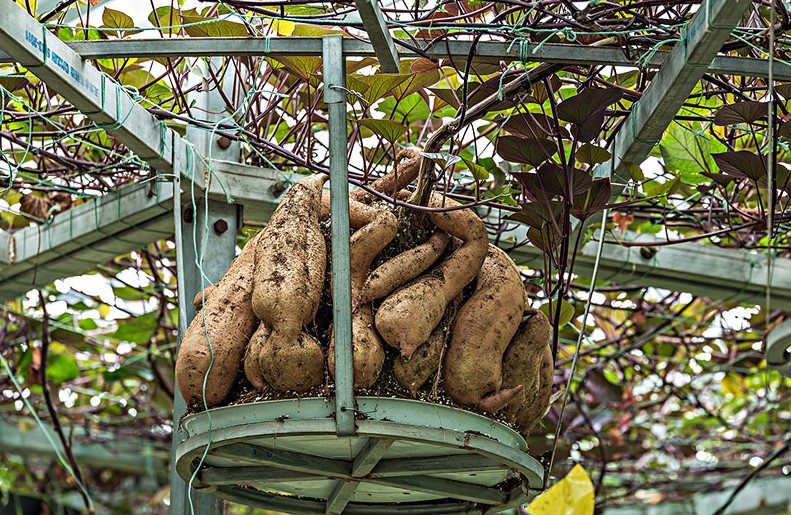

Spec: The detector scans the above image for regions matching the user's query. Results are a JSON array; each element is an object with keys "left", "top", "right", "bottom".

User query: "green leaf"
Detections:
[
  {"left": 429, "top": 87, "right": 460, "bottom": 108},
  {"left": 540, "top": 299, "right": 575, "bottom": 328},
  {"left": 462, "top": 158, "right": 489, "bottom": 181},
  {"left": 356, "top": 73, "right": 412, "bottom": 104},
  {"left": 713, "top": 101, "right": 767, "bottom": 126},
  {"left": 102, "top": 7, "right": 141, "bottom": 37},
  {"left": 267, "top": 56, "right": 322, "bottom": 82},
  {"left": 377, "top": 93, "right": 431, "bottom": 124},
  {"left": 621, "top": 160, "right": 645, "bottom": 182},
  {"left": 576, "top": 143, "right": 611, "bottom": 165},
  {"left": 182, "top": 16, "right": 248, "bottom": 38},
  {"left": 112, "top": 312, "right": 159, "bottom": 344},
  {"left": 358, "top": 118, "right": 406, "bottom": 144},
  {"left": 644, "top": 177, "right": 682, "bottom": 198},
  {"left": 148, "top": 6, "right": 181, "bottom": 35},
  {"left": 46, "top": 353, "right": 80, "bottom": 383},
  {"left": 659, "top": 123, "right": 724, "bottom": 176},
  {"left": 496, "top": 136, "right": 557, "bottom": 167}
]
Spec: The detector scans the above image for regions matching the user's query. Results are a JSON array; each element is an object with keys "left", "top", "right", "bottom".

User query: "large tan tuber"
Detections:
[
  {"left": 359, "top": 229, "right": 449, "bottom": 305},
  {"left": 501, "top": 309, "right": 554, "bottom": 436},
  {"left": 243, "top": 323, "right": 270, "bottom": 390},
  {"left": 393, "top": 323, "right": 446, "bottom": 397},
  {"left": 328, "top": 200, "right": 398, "bottom": 388},
  {"left": 253, "top": 173, "right": 328, "bottom": 392},
  {"left": 442, "top": 245, "right": 527, "bottom": 412},
  {"left": 375, "top": 194, "right": 488, "bottom": 358},
  {"left": 175, "top": 231, "right": 264, "bottom": 407},
  {"left": 320, "top": 147, "right": 422, "bottom": 220}
]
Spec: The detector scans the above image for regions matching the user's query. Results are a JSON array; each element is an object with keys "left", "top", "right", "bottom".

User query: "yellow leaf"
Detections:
[
  {"left": 527, "top": 464, "right": 594, "bottom": 515},
  {"left": 271, "top": 19, "right": 295, "bottom": 36},
  {"left": 721, "top": 372, "right": 745, "bottom": 397},
  {"left": 99, "top": 304, "right": 111, "bottom": 318}
]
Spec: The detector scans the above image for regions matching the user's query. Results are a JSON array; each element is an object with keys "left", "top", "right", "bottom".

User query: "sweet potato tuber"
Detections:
[
  {"left": 392, "top": 323, "right": 446, "bottom": 396},
  {"left": 359, "top": 230, "right": 449, "bottom": 304},
  {"left": 328, "top": 200, "right": 398, "bottom": 388},
  {"left": 243, "top": 322, "right": 270, "bottom": 390},
  {"left": 175, "top": 231, "right": 263, "bottom": 407},
  {"left": 375, "top": 194, "right": 488, "bottom": 358},
  {"left": 320, "top": 147, "right": 422, "bottom": 219},
  {"left": 501, "top": 309, "right": 554, "bottom": 436},
  {"left": 192, "top": 284, "right": 217, "bottom": 312},
  {"left": 253, "top": 173, "right": 328, "bottom": 392},
  {"left": 442, "top": 245, "right": 527, "bottom": 410}
]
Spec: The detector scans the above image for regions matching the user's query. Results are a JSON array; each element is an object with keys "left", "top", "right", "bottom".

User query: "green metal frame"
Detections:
[{"left": 175, "top": 399, "right": 543, "bottom": 514}]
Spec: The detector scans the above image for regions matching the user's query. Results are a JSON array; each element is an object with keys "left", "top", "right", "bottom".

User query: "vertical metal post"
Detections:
[
  {"left": 169, "top": 74, "right": 240, "bottom": 514},
  {"left": 323, "top": 35, "right": 355, "bottom": 437}
]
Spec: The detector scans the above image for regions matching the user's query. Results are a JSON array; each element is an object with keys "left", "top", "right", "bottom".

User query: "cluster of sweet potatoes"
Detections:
[{"left": 175, "top": 150, "right": 553, "bottom": 437}]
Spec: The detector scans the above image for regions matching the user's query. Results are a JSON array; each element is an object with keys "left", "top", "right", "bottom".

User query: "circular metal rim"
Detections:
[
  {"left": 766, "top": 319, "right": 791, "bottom": 376},
  {"left": 175, "top": 397, "right": 544, "bottom": 513}
]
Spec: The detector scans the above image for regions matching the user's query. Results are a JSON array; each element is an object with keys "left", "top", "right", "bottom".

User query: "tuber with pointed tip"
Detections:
[
  {"left": 442, "top": 244, "right": 527, "bottom": 411},
  {"left": 328, "top": 199, "right": 398, "bottom": 388},
  {"left": 375, "top": 193, "right": 489, "bottom": 358},
  {"left": 175, "top": 231, "right": 263, "bottom": 408},
  {"left": 501, "top": 309, "right": 554, "bottom": 436},
  {"left": 253, "top": 173, "right": 328, "bottom": 392}
]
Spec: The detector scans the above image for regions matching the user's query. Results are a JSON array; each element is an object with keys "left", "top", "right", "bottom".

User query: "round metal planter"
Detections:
[{"left": 175, "top": 397, "right": 544, "bottom": 514}]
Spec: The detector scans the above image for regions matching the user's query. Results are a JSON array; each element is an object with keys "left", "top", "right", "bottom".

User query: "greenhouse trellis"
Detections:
[{"left": 0, "top": 0, "right": 790, "bottom": 514}]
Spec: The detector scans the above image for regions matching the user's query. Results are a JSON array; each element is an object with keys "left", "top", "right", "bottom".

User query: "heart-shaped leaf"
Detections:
[
  {"left": 462, "top": 158, "right": 490, "bottom": 181},
  {"left": 571, "top": 178, "right": 611, "bottom": 220},
  {"left": 503, "top": 113, "right": 567, "bottom": 139},
  {"left": 421, "top": 151, "right": 462, "bottom": 170},
  {"left": 507, "top": 200, "right": 565, "bottom": 229},
  {"left": 102, "top": 7, "right": 141, "bottom": 37},
  {"left": 701, "top": 172, "right": 735, "bottom": 188},
  {"left": 712, "top": 151, "right": 767, "bottom": 182},
  {"left": 713, "top": 101, "right": 767, "bottom": 126},
  {"left": 557, "top": 88, "right": 623, "bottom": 142},
  {"left": 357, "top": 73, "right": 413, "bottom": 104},
  {"left": 576, "top": 143, "right": 612, "bottom": 165},
  {"left": 359, "top": 118, "right": 407, "bottom": 144},
  {"left": 429, "top": 87, "right": 460, "bottom": 108},
  {"left": 496, "top": 136, "right": 557, "bottom": 167},
  {"left": 540, "top": 299, "right": 576, "bottom": 328}
]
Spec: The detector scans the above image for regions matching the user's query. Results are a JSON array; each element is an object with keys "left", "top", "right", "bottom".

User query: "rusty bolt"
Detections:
[
  {"left": 213, "top": 219, "right": 229, "bottom": 234},
  {"left": 270, "top": 180, "right": 289, "bottom": 197},
  {"left": 183, "top": 207, "right": 194, "bottom": 224},
  {"left": 216, "top": 135, "right": 232, "bottom": 149}
]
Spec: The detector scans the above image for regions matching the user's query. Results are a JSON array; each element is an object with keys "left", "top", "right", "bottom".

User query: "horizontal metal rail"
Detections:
[{"left": 1, "top": 39, "right": 789, "bottom": 80}]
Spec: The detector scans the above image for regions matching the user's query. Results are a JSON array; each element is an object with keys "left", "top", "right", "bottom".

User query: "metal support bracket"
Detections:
[
  {"left": 323, "top": 35, "right": 356, "bottom": 437},
  {"left": 353, "top": 0, "right": 400, "bottom": 72}
]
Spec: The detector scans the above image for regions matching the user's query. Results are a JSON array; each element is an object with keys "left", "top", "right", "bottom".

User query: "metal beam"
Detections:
[
  {"left": 323, "top": 35, "right": 356, "bottom": 437},
  {"left": 169, "top": 79, "right": 239, "bottom": 515},
  {"left": 0, "top": 2, "right": 181, "bottom": 174},
  {"left": 0, "top": 161, "right": 287, "bottom": 302},
  {"left": 0, "top": 181, "right": 174, "bottom": 301},
  {"left": 596, "top": 0, "right": 751, "bottom": 186},
  {"left": 2, "top": 39, "right": 787, "bottom": 81},
  {"left": 354, "top": 0, "right": 400, "bottom": 72},
  {"left": 0, "top": 417, "right": 168, "bottom": 477},
  {"left": 503, "top": 225, "right": 791, "bottom": 310}
]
